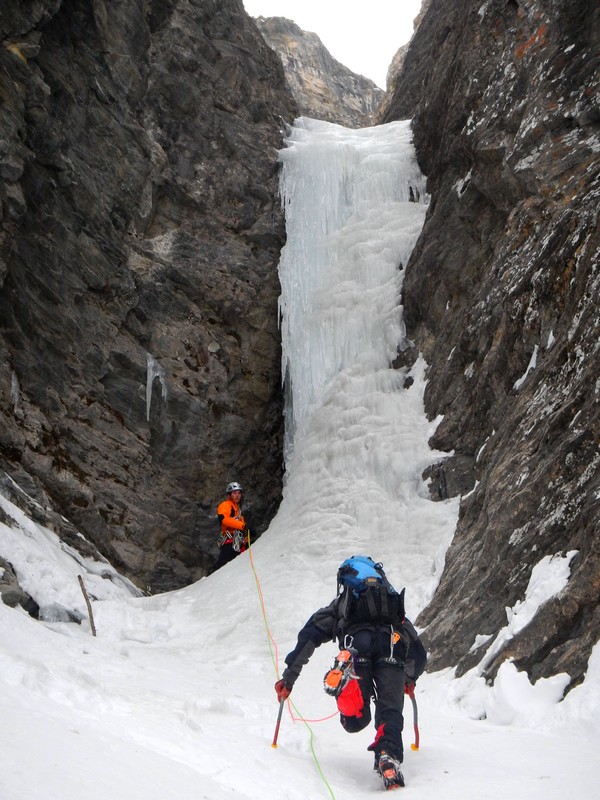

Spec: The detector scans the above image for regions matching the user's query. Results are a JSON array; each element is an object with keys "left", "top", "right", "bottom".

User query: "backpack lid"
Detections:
[
  {"left": 337, "top": 555, "right": 406, "bottom": 625},
  {"left": 337, "top": 555, "right": 385, "bottom": 595}
]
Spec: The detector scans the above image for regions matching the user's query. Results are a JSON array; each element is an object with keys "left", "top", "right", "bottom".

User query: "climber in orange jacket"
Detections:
[{"left": 209, "top": 482, "right": 249, "bottom": 573}]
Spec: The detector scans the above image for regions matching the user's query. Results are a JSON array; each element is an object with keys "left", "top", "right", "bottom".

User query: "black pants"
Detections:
[
  {"left": 339, "top": 626, "right": 406, "bottom": 761},
  {"left": 209, "top": 542, "right": 240, "bottom": 573}
]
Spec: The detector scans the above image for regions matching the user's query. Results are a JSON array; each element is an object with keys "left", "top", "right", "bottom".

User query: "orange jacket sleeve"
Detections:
[{"left": 217, "top": 500, "right": 246, "bottom": 532}]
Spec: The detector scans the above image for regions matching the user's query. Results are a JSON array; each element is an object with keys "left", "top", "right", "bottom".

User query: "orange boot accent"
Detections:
[{"left": 323, "top": 649, "right": 356, "bottom": 696}]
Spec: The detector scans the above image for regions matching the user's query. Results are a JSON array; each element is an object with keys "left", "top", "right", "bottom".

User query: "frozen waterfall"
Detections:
[
  {"left": 278, "top": 118, "right": 428, "bottom": 462},
  {"left": 275, "top": 118, "right": 458, "bottom": 615}
]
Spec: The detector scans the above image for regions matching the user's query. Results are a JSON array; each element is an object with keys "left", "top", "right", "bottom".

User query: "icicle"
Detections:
[
  {"left": 145, "top": 353, "right": 167, "bottom": 421},
  {"left": 11, "top": 371, "right": 20, "bottom": 413}
]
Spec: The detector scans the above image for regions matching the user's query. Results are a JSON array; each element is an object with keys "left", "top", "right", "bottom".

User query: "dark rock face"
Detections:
[
  {"left": 0, "top": 0, "right": 296, "bottom": 591},
  {"left": 0, "top": 554, "right": 40, "bottom": 617},
  {"left": 382, "top": 0, "right": 600, "bottom": 688},
  {"left": 253, "top": 16, "right": 384, "bottom": 128}
]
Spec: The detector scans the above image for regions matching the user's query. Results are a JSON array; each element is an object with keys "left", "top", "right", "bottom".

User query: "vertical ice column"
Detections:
[
  {"left": 146, "top": 353, "right": 167, "bottom": 421},
  {"left": 272, "top": 119, "right": 458, "bottom": 614},
  {"left": 278, "top": 118, "right": 428, "bottom": 462}
]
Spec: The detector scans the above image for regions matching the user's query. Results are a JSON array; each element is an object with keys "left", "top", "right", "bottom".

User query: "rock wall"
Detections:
[
  {"left": 254, "top": 16, "right": 383, "bottom": 128},
  {"left": 382, "top": 0, "right": 599, "bottom": 688},
  {"left": 0, "top": 0, "right": 296, "bottom": 592}
]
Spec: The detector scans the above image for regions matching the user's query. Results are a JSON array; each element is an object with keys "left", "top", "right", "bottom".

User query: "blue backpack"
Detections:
[{"left": 337, "top": 555, "right": 405, "bottom": 627}]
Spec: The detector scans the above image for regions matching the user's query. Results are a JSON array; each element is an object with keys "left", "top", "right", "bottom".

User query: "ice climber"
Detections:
[
  {"left": 274, "top": 555, "right": 426, "bottom": 790},
  {"left": 209, "top": 481, "right": 249, "bottom": 573}
]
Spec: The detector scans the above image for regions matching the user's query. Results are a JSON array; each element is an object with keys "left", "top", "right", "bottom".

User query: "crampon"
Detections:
[
  {"left": 377, "top": 751, "right": 405, "bottom": 790},
  {"left": 323, "top": 648, "right": 357, "bottom": 697}
]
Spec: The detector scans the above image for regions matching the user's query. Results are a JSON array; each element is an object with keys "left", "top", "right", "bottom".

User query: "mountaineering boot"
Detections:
[
  {"left": 323, "top": 648, "right": 357, "bottom": 697},
  {"left": 377, "top": 751, "right": 405, "bottom": 790}
]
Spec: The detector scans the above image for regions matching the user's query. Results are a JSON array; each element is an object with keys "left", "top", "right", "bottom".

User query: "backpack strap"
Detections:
[
  {"left": 344, "top": 584, "right": 406, "bottom": 627},
  {"left": 365, "top": 589, "right": 379, "bottom": 618},
  {"left": 380, "top": 585, "right": 389, "bottom": 618}
]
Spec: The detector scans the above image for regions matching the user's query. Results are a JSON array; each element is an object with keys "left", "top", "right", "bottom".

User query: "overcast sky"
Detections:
[{"left": 242, "top": 0, "right": 423, "bottom": 89}]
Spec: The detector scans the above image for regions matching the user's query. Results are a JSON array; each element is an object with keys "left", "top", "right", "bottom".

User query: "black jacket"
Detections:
[{"left": 282, "top": 592, "right": 427, "bottom": 687}]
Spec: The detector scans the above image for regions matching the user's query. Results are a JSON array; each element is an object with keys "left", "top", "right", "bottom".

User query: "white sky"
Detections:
[{"left": 242, "top": 0, "right": 423, "bottom": 89}]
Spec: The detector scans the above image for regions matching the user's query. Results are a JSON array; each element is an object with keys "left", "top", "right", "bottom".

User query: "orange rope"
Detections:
[
  {"left": 247, "top": 536, "right": 338, "bottom": 724},
  {"left": 248, "top": 537, "right": 281, "bottom": 676},
  {"left": 247, "top": 536, "right": 338, "bottom": 798}
]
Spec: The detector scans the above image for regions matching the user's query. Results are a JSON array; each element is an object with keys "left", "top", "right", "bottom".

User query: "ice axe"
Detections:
[
  {"left": 408, "top": 688, "right": 420, "bottom": 750},
  {"left": 271, "top": 697, "right": 285, "bottom": 748}
]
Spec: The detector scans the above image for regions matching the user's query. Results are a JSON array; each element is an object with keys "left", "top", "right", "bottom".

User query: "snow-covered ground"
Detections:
[
  {"left": 1, "top": 119, "right": 599, "bottom": 799},
  {"left": 1, "top": 498, "right": 599, "bottom": 800}
]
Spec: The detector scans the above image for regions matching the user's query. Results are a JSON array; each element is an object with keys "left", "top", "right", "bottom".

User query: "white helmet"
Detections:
[{"left": 226, "top": 482, "right": 244, "bottom": 494}]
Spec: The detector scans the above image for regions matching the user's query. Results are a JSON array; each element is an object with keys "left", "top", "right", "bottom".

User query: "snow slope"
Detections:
[{"left": 1, "top": 525, "right": 599, "bottom": 799}]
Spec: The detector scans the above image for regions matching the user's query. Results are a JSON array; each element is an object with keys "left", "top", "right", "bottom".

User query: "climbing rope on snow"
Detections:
[{"left": 247, "top": 533, "right": 336, "bottom": 799}]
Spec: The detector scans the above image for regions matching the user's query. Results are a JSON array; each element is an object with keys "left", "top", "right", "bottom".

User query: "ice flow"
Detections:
[
  {"left": 278, "top": 118, "right": 428, "bottom": 462},
  {"left": 274, "top": 118, "right": 457, "bottom": 617}
]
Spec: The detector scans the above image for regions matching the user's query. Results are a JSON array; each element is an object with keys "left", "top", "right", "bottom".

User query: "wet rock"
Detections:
[
  {"left": 423, "top": 455, "right": 476, "bottom": 500},
  {"left": 0, "top": 556, "right": 40, "bottom": 618}
]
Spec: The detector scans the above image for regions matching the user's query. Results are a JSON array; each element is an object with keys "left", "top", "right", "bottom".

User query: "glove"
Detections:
[
  {"left": 404, "top": 680, "right": 415, "bottom": 697},
  {"left": 275, "top": 679, "right": 292, "bottom": 702}
]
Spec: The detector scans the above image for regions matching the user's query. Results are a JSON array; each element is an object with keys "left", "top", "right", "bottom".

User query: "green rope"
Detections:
[
  {"left": 247, "top": 535, "right": 336, "bottom": 799},
  {"left": 290, "top": 699, "right": 337, "bottom": 800}
]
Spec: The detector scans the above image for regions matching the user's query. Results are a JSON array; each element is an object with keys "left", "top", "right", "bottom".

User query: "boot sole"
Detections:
[{"left": 382, "top": 768, "right": 405, "bottom": 790}]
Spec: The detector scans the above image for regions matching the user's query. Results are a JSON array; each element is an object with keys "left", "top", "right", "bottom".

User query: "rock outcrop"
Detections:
[
  {"left": 253, "top": 16, "right": 383, "bottom": 128},
  {"left": 377, "top": 0, "right": 431, "bottom": 120},
  {"left": 382, "top": 0, "right": 599, "bottom": 689},
  {"left": 0, "top": 0, "right": 296, "bottom": 592}
]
